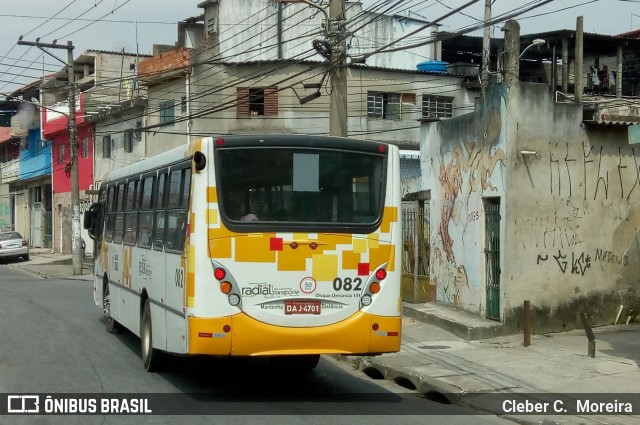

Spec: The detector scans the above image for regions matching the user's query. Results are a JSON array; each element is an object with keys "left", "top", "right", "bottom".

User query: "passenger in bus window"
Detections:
[{"left": 240, "top": 213, "right": 259, "bottom": 222}]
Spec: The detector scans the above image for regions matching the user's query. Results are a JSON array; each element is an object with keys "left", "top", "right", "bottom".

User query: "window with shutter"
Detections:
[
  {"left": 264, "top": 86, "right": 278, "bottom": 116},
  {"left": 237, "top": 87, "right": 250, "bottom": 117},
  {"left": 237, "top": 87, "right": 278, "bottom": 117}
]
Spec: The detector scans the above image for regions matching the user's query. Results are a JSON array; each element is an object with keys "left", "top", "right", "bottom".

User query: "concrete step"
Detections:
[{"left": 403, "top": 302, "right": 508, "bottom": 341}]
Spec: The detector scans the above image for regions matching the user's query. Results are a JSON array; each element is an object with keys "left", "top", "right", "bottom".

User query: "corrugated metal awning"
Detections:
[
  {"left": 399, "top": 150, "right": 420, "bottom": 159},
  {"left": 584, "top": 114, "right": 640, "bottom": 127}
]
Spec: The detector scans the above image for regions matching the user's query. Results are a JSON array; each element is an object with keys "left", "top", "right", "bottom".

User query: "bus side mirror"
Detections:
[
  {"left": 84, "top": 203, "right": 102, "bottom": 240},
  {"left": 83, "top": 206, "right": 94, "bottom": 230}
]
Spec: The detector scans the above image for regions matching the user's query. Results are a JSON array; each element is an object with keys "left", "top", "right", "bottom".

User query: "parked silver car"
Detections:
[{"left": 0, "top": 231, "right": 29, "bottom": 262}]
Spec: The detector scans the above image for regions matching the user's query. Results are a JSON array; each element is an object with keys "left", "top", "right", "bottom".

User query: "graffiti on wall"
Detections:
[
  {"left": 549, "top": 142, "right": 640, "bottom": 201},
  {"left": 595, "top": 248, "right": 628, "bottom": 266},
  {"left": 516, "top": 198, "right": 588, "bottom": 250},
  {"left": 536, "top": 250, "right": 592, "bottom": 276},
  {"left": 536, "top": 247, "right": 628, "bottom": 277},
  {"left": 437, "top": 108, "right": 505, "bottom": 262},
  {"left": 432, "top": 247, "right": 469, "bottom": 304},
  {"left": 433, "top": 108, "right": 505, "bottom": 305},
  {"left": 522, "top": 140, "right": 640, "bottom": 281}
]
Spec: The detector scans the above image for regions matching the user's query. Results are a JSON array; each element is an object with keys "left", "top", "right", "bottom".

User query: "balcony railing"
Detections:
[{"left": 0, "top": 156, "right": 20, "bottom": 183}]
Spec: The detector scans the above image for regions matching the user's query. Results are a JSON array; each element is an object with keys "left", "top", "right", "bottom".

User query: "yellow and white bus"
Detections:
[{"left": 84, "top": 134, "right": 402, "bottom": 371}]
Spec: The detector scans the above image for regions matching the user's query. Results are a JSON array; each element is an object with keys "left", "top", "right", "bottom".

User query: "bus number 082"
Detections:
[{"left": 333, "top": 277, "right": 362, "bottom": 291}]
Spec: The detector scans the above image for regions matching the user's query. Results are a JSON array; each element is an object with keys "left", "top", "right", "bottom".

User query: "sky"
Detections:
[{"left": 0, "top": 0, "right": 638, "bottom": 94}]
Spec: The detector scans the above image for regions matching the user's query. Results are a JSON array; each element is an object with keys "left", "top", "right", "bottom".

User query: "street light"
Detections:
[{"left": 520, "top": 38, "right": 545, "bottom": 58}]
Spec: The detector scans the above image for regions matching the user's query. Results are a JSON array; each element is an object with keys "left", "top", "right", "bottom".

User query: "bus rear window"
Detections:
[{"left": 216, "top": 148, "right": 386, "bottom": 229}]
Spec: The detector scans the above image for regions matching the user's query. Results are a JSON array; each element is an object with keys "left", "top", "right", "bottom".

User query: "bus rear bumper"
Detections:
[{"left": 187, "top": 312, "right": 401, "bottom": 356}]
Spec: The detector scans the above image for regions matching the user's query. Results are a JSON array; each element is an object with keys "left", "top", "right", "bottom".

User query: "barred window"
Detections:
[
  {"left": 422, "top": 95, "right": 454, "bottom": 119},
  {"left": 367, "top": 92, "right": 409, "bottom": 120}
]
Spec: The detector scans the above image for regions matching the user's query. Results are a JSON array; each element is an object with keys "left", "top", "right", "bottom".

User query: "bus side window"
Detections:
[
  {"left": 113, "top": 182, "right": 126, "bottom": 244},
  {"left": 138, "top": 212, "right": 153, "bottom": 247},
  {"left": 166, "top": 210, "right": 187, "bottom": 250},
  {"left": 105, "top": 185, "right": 116, "bottom": 242},
  {"left": 165, "top": 167, "right": 191, "bottom": 252},
  {"left": 153, "top": 172, "right": 168, "bottom": 251},
  {"left": 123, "top": 179, "right": 139, "bottom": 245}
]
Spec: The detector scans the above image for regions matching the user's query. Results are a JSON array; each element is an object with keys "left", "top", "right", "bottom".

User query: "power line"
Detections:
[
  {"left": 38, "top": 0, "right": 108, "bottom": 40},
  {"left": 50, "top": 2, "right": 487, "bottom": 135},
  {"left": 0, "top": 13, "right": 176, "bottom": 25},
  {"left": 2, "top": 2, "right": 584, "bottom": 141}
]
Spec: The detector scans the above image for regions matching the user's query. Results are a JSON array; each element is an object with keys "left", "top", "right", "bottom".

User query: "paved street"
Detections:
[{"left": 0, "top": 265, "right": 513, "bottom": 424}]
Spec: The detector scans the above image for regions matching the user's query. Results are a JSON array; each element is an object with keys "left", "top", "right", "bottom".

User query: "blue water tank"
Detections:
[{"left": 417, "top": 60, "right": 448, "bottom": 73}]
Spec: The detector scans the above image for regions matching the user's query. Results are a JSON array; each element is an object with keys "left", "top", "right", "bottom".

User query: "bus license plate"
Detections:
[{"left": 284, "top": 300, "right": 321, "bottom": 315}]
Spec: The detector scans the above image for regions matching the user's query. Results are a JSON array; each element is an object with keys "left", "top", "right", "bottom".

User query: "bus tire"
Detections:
[
  {"left": 103, "top": 281, "right": 120, "bottom": 334},
  {"left": 141, "top": 300, "right": 163, "bottom": 372},
  {"left": 293, "top": 354, "right": 320, "bottom": 371},
  {"left": 270, "top": 354, "right": 320, "bottom": 372}
]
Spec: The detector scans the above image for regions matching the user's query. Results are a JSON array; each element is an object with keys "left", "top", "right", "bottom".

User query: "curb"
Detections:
[
  {"left": 8, "top": 263, "right": 94, "bottom": 281},
  {"left": 331, "top": 354, "right": 544, "bottom": 425},
  {"left": 8, "top": 264, "right": 48, "bottom": 279},
  {"left": 332, "top": 353, "right": 465, "bottom": 398}
]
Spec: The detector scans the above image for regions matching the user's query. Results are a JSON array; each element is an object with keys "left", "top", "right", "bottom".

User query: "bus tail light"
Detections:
[
  {"left": 220, "top": 281, "right": 232, "bottom": 294},
  {"left": 369, "top": 282, "right": 381, "bottom": 294},
  {"left": 361, "top": 294, "right": 372, "bottom": 306},
  {"left": 214, "top": 268, "right": 226, "bottom": 280},
  {"left": 375, "top": 269, "right": 387, "bottom": 281}
]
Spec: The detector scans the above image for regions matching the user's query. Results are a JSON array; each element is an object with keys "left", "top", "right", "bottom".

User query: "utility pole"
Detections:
[
  {"left": 18, "top": 39, "right": 82, "bottom": 274},
  {"left": 481, "top": 0, "right": 491, "bottom": 93},
  {"left": 502, "top": 20, "right": 520, "bottom": 88},
  {"left": 575, "top": 16, "right": 584, "bottom": 103},
  {"left": 329, "top": 0, "right": 348, "bottom": 137}
]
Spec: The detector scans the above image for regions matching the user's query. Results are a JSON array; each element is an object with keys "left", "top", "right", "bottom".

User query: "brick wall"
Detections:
[{"left": 138, "top": 48, "right": 192, "bottom": 83}]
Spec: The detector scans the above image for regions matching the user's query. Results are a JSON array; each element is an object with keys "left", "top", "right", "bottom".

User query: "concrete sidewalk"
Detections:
[
  {"left": 6, "top": 250, "right": 640, "bottom": 423},
  {"left": 340, "top": 315, "right": 639, "bottom": 423},
  {"left": 5, "top": 248, "right": 94, "bottom": 280}
]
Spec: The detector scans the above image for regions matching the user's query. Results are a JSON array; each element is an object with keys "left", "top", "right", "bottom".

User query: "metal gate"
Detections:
[
  {"left": 484, "top": 197, "right": 501, "bottom": 321},
  {"left": 31, "top": 202, "right": 42, "bottom": 247},
  {"left": 401, "top": 201, "right": 430, "bottom": 301}
]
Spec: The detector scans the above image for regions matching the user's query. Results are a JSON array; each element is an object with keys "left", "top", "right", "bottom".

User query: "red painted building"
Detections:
[{"left": 42, "top": 92, "right": 95, "bottom": 253}]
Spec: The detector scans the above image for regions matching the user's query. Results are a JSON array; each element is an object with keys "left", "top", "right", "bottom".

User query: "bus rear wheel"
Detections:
[
  {"left": 270, "top": 354, "right": 320, "bottom": 372},
  {"left": 103, "top": 281, "right": 120, "bottom": 334},
  {"left": 141, "top": 300, "right": 163, "bottom": 372},
  {"left": 293, "top": 354, "right": 320, "bottom": 371}
]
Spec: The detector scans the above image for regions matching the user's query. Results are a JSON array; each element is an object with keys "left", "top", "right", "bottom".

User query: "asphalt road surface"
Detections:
[{"left": 0, "top": 265, "right": 513, "bottom": 425}]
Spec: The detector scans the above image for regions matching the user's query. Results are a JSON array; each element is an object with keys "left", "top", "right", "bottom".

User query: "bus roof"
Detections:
[{"left": 101, "top": 134, "right": 392, "bottom": 183}]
